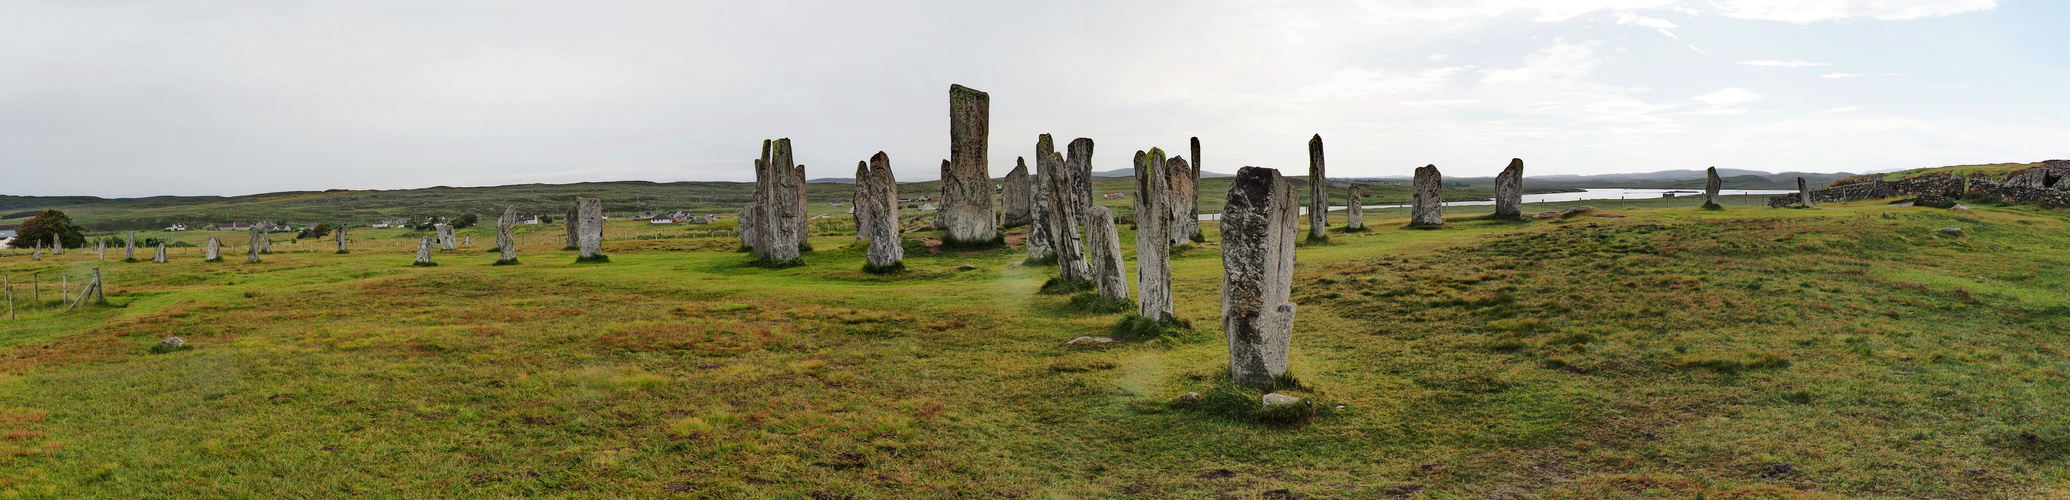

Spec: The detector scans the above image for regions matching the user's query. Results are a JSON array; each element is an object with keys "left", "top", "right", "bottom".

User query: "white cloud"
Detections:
[
  {"left": 1341, "top": 0, "right": 1682, "bottom": 23},
  {"left": 1821, "top": 73, "right": 1905, "bottom": 79},
  {"left": 1292, "top": 67, "right": 1463, "bottom": 101},
  {"left": 1482, "top": 40, "right": 1605, "bottom": 84},
  {"left": 1738, "top": 59, "right": 1832, "bottom": 67},
  {"left": 1614, "top": 12, "right": 1681, "bottom": 39},
  {"left": 1429, "top": 54, "right": 1451, "bottom": 61},
  {"left": 1692, "top": 88, "right": 1764, "bottom": 106},
  {"left": 1821, "top": 106, "right": 1865, "bottom": 113},
  {"left": 1712, "top": 0, "right": 1998, "bottom": 23}
]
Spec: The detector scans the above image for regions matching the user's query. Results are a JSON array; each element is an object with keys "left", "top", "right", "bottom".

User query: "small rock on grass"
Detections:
[
  {"left": 1939, "top": 227, "right": 1965, "bottom": 237},
  {"left": 159, "top": 337, "right": 185, "bottom": 348},
  {"left": 1177, "top": 392, "right": 1202, "bottom": 403},
  {"left": 1262, "top": 393, "right": 1301, "bottom": 406},
  {"left": 1066, "top": 336, "right": 1115, "bottom": 346}
]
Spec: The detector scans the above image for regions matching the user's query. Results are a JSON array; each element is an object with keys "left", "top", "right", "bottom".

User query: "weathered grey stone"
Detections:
[
  {"left": 1177, "top": 392, "right": 1201, "bottom": 403},
  {"left": 435, "top": 223, "right": 455, "bottom": 251},
  {"left": 794, "top": 163, "right": 810, "bottom": 250},
  {"left": 737, "top": 204, "right": 758, "bottom": 251},
  {"left": 577, "top": 196, "right": 604, "bottom": 259},
  {"left": 53, "top": 237, "right": 61, "bottom": 255},
  {"left": 1222, "top": 166, "right": 1300, "bottom": 391},
  {"left": 1134, "top": 149, "right": 1175, "bottom": 322},
  {"left": 751, "top": 140, "right": 772, "bottom": 255},
  {"left": 336, "top": 226, "right": 348, "bottom": 253},
  {"left": 1494, "top": 158, "right": 1524, "bottom": 218},
  {"left": 862, "top": 152, "right": 903, "bottom": 270},
  {"left": 96, "top": 237, "right": 103, "bottom": 260},
  {"left": 1070, "top": 138, "right": 1094, "bottom": 215},
  {"left": 415, "top": 236, "right": 435, "bottom": 266},
  {"left": 158, "top": 336, "right": 184, "bottom": 348},
  {"left": 1167, "top": 145, "right": 1199, "bottom": 246},
  {"left": 853, "top": 161, "right": 877, "bottom": 244},
  {"left": 259, "top": 229, "right": 271, "bottom": 254},
  {"left": 940, "top": 84, "right": 998, "bottom": 245},
  {"left": 497, "top": 206, "right": 517, "bottom": 264},
  {"left": 1345, "top": 184, "right": 1365, "bottom": 230},
  {"left": 1084, "top": 205, "right": 1129, "bottom": 303},
  {"left": 154, "top": 243, "right": 166, "bottom": 263},
  {"left": 32, "top": 243, "right": 39, "bottom": 261},
  {"left": 1002, "top": 158, "right": 1032, "bottom": 228},
  {"left": 1411, "top": 164, "right": 1444, "bottom": 227},
  {"left": 1797, "top": 177, "right": 1814, "bottom": 207},
  {"left": 564, "top": 205, "right": 581, "bottom": 249},
  {"left": 1026, "top": 152, "right": 1056, "bottom": 263},
  {"left": 754, "top": 139, "right": 804, "bottom": 263},
  {"left": 1704, "top": 166, "right": 1724, "bottom": 208},
  {"left": 1307, "top": 134, "right": 1327, "bottom": 239},
  {"left": 1045, "top": 135, "right": 1091, "bottom": 283},
  {"left": 246, "top": 226, "right": 262, "bottom": 263},
  {"left": 125, "top": 231, "right": 136, "bottom": 261},
  {"left": 1261, "top": 393, "right": 1301, "bottom": 406},
  {"left": 1939, "top": 227, "right": 1965, "bottom": 237},
  {"left": 1181, "top": 137, "right": 1203, "bottom": 243},
  {"left": 205, "top": 237, "right": 220, "bottom": 262}
]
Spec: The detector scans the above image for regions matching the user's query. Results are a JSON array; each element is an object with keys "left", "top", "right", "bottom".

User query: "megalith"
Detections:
[
  {"left": 435, "top": 223, "right": 456, "bottom": 251},
  {"left": 737, "top": 205, "right": 759, "bottom": 252},
  {"left": 96, "top": 237, "right": 104, "bottom": 260},
  {"left": 1134, "top": 149, "right": 1176, "bottom": 322},
  {"left": 414, "top": 236, "right": 436, "bottom": 266},
  {"left": 794, "top": 163, "right": 810, "bottom": 252},
  {"left": 205, "top": 237, "right": 221, "bottom": 262},
  {"left": 1070, "top": 138, "right": 1094, "bottom": 214},
  {"left": 1045, "top": 135, "right": 1091, "bottom": 283},
  {"left": 941, "top": 84, "right": 998, "bottom": 245},
  {"left": 577, "top": 196, "right": 605, "bottom": 261},
  {"left": 1704, "top": 166, "right": 1724, "bottom": 209},
  {"left": 259, "top": 229, "right": 271, "bottom": 254},
  {"left": 853, "top": 160, "right": 877, "bottom": 244},
  {"left": 336, "top": 226, "right": 349, "bottom": 254},
  {"left": 496, "top": 206, "right": 518, "bottom": 265},
  {"left": 1084, "top": 205, "right": 1129, "bottom": 303},
  {"left": 1222, "top": 166, "right": 1300, "bottom": 391},
  {"left": 1307, "top": 134, "right": 1327, "bottom": 240},
  {"left": 564, "top": 205, "right": 581, "bottom": 249},
  {"left": 1411, "top": 164, "right": 1444, "bottom": 227},
  {"left": 1798, "top": 177, "right": 1814, "bottom": 207},
  {"left": 53, "top": 237, "right": 62, "bottom": 255},
  {"left": 1002, "top": 158, "right": 1032, "bottom": 228},
  {"left": 753, "top": 138, "right": 804, "bottom": 265},
  {"left": 1181, "top": 137, "right": 1204, "bottom": 243},
  {"left": 246, "top": 226, "right": 262, "bottom": 263},
  {"left": 125, "top": 231, "right": 136, "bottom": 261},
  {"left": 861, "top": 152, "right": 904, "bottom": 272},
  {"left": 1167, "top": 145, "right": 1200, "bottom": 247},
  {"left": 154, "top": 243, "right": 166, "bottom": 263},
  {"left": 1494, "top": 158, "right": 1524, "bottom": 219},
  {"left": 1346, "top": 184, "right": 1365, "bottom": 231},
  {"left": 1026, "top": 152, "right": 1056, "bottom": 264}
]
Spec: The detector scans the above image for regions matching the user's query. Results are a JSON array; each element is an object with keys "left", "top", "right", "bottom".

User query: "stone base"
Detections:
[
  {"left": 1021, "top": 254, "right": 1059, "bottom": 267},
  {"left": 1066, "top": 292, "right": 1132, "bottom": 314},
  {"left": 204, "top": 257, "right": 222, "bottom": 263},
  {"left": 1303, "top": 233, "right": 1329, "bottom": 243},
  {"left": 574, "top": 254, "right": 612, "bottom": 264},
  {"left": 412, "top": 261, "right": 438, "bottom": 267},
  {"left": 335, "top": 250, "right": 350, "bottom": 254},
  {"left": 493, "top": 259, "right": 520, "bottom": 266},
  {"left": 939, "top": 234, "right": 1006, "bottom": 250},
  {"left": 1701, "top": 203, "right": 1725, "bottom": 211},
  {"left": 1403, "top": 222, "right": 1445, "bottom": 230},
  {"left": 861, "top": 261, "right": 905, "bottom": 275},
  {"left": 1038, "top": 277, "right": 1095, "bottom": 295}
]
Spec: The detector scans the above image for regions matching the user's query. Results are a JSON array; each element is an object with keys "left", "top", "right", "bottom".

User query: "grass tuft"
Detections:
[
  {"left": 411, "top": 261, "right": 438, "bottom": 267},
  {"left": 1038, "top": 277, "right": 1095, "bottom": 295},
  {"left": 1066, "top": 293, "right": 1132, "bottom": 314},
  {"left": 860, "top": 261, "right": 906, "bottom": 275},
  {"left": 1110, "top": 313, "right": 1196, "bottom": 342},
  {"left": 492, "top": 259, "right": 520, "bottom": 266},
  {"left": 749, "top": 256, "right": 803, "bottom": 269},
  {"left": 574, "top": 254, "right": 611, "bottom": 264}
]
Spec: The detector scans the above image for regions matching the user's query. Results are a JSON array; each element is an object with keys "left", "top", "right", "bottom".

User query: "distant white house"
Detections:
[
  {"left": 164, "top": 224, "right": 187, "bottom": 231},
  {"left": 517, "top": 215, "right": 540, "bottom": 225},
  {"left": 647, "top": 218, "right": 676, "bottom": 225}
]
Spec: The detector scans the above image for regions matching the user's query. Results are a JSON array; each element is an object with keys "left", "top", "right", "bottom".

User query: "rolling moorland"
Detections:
[{"left": 0, "top": 164, "right": 2067, "bottom": 497}]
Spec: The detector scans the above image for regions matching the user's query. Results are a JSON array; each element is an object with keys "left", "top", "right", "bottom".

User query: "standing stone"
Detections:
[
  {"left": 577, "top": 196, "right": 605, "bottom": 260},
  {"left": 1026, "top": 151, "right": 1056, "bottom": 264},
  {"left": 1001, "top": 158, "right": 1033, "bottom": 228},
  {"left": 97, "top": 237, "right": 104, "bottom": 260},
  {"left": 564, "top": 205, "right": 581, "bottom": 249},
  {"left": 1048, "top": 136, "right": 1093, "bottom": 283},
  {"left": 1307, "top": 134, "right": 1327, "bottom": 240},
  {"left": 259, "top": 229, "right": 271, "bottom": 254},
  {"left": 205, "top": 237, "right": 221, "bottom": 262},
  {"left": 1411, "top": 165, "right": 1444, "bottom": 227},
  {"left": 754, "top": 139, "right": 803, "bottom": 264},
  {"left": 246, "top": 226, "right": 262, "bottom": 263},
  {"left": 1134, "top": 149, "right": 1176, "bottom": 322},
  {"left": 497, "top": 206, "right": 517, "bottom": 265},
  {"left": 336, "top": 226, "right": 349, "bottom": 253},
  {"left": 861, "top": 152, "right": 904, "bottom": 271},
  {"left": 1222, "top": 166, "right": 1300, "bottom": 391},
  {"left": 154, "top": 244, "right": 166, "bottom": 263},
  {"left": 1084, "top": 205, "right": 1129, "bottom": 303},
  {"left": 414, "top": 236, "right": 436, "bottom": 266},
  {"left": 1494, "top": 158, "right": 1524, "bottom": 219},
  {"left": 1071, "top": 138, "right": 1094, "bottom": 216},
  {"left": 435, "top": 223, "right": 456, "bottom": 251},
  {"left": 1345, "top": 184, "right": 1366, "bottom": 231},
  {"left": 53, "top": 237, "right": 61, "bottom": 255},
  {"left": 1177, "top": 137, "right": 1204, "bottom": 244},
  {"left": 853, "top": 161, "right": 878, "bottom": 244},
  {"left": 941, "top": 84, "right": 998, "bottom": 245},
  {"left": 794, "top": 163, "right": 810, "bottom": 252},
  {"left": 1798, "top": 177, "right": 1814, "bottom": 207},
  {"left": 1704, "top": 166, "right": 1724, "bottom": 208},
  {"left": 1167, "top": 148, "right": 1199, "bottom": 246},
  {"left": 31, "top": 243, "right": 39, "bottom": 261},
  {"left": 125, "top": 232, "right": 136, "bottom": 261},
  {"left": 737, "top": 204, "right": 759, "bottom": 252}
]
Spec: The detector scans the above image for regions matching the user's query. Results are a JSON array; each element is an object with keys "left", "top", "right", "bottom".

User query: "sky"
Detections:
[{"left": 1, "top": 0, "right": 2064, "bottom": 197}]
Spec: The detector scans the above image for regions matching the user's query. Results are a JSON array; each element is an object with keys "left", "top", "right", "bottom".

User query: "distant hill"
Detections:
[
  {"left": 1341, "top": 168, "right": 1857, "bottom": 190},
  {"left": 1090, "top": 169, "right": 1237, "bottom": 179}
]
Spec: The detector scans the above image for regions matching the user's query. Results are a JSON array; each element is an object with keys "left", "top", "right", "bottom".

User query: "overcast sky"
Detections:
[{"left": 2, "top": 0, "right": 2064, "bottom": 197}]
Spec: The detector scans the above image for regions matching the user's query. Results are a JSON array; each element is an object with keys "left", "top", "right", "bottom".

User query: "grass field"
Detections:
[{"left": 2, "top": 195, "right": 2068, "bottom": 498}]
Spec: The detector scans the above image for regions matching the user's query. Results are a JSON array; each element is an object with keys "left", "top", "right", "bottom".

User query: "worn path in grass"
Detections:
[{"left": 2, "top": 200, "right": 2069, "bottom": 498}]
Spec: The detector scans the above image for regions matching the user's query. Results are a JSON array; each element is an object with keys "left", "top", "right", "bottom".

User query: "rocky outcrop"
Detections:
[
  {"left": 1411, "top": 165, "right": 1444, "bottom": 227},
  {"left": 1494, "top": 158, "right": 1523, "bottom": 218},
  {"left": 1222, "top": 166, "right": 1299, "bottom": 391},
  {"left": 1002, "top": 158, "right": 1032, "bottom": 228},
  {"left": 860, "top": 152, "right": 903, "bottom": 271},
  {"left": 577, "top": 196, "right": 604, "bottom": 260},
  {"left": 1967, "top": 174, "right": 2070, "bottom": 208},
  {"left": 1307, "top": 135, "right": 1327, "bottom": 240},
  {"left": 941, "top": 84, "right": 998, "bottom": 245},
  {"left": 1767, "top": 173, "right": 1966, "bottom": 207},
  {"left": 497, "top": 206, "right": 518, "bottom": 264},
  {"left": 1084, "top": 205, "right": 1129, "bottom": 303},
  {"left": 1134, "top": 149, "right": 1176, "bottom": 322},
  {"left": 1704, "top": 167, "right": 1723, "bottom": 208}
]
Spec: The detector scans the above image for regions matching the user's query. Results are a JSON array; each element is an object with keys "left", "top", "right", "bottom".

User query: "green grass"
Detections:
[{"left": 1, "top": 198, "right": 2068, "bottom": 497}]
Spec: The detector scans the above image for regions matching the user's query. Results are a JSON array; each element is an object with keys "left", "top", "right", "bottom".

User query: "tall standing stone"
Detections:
[
  {"left": 1494, "top": 158, "right": 1524, "bottom": 219},
  {"left": 1134, "top": 149, "right": 1176, "bottom": 322},
  {"left": 205, "top": 237, "right": 221, "bottom": 262},
  {"left": 1178, "top": 137, "right": 1203, "bottom": 244},
  {"left": 1001, "top": 158, "right": 1033, "bottom": 228},
  {"left": 1703, "top": 167, "right": 1724, "bottom": 209},
  {"left": 96, "top": 237, "right": 104, "bottom": 260},
  {"left": 414, "top": 236, "right": 436, "bottom": 266},
  {"left": 497, "top": 206, "right": 517, "bottom": 265},
  {"left": 1222, "top": 166, "right": 1300, "bottom": 391},
  {"left": 1049, "top": 136, "right": 1093, "bottom": 283},
  {"left": 737, "top": 205, "right": 759, "bottom": 252},
  {"left": 259, "top": 229, "right": 271, "bottom": 254},
  {"left": 125, "top": 232, "right": 136, "bottom": 261},
  {"left": 1026, "top": 151, "right": 1056, "bottom": 264},
  {"left": 754, "top": 139, "right": 804, "bottom": 264},
  {"left": 1084, "top": 205, "right": 1129, "bottom": 303},
  {"left": 1345, "top": 184, "right": 1366, "bottom": 231},
  {"left": 1307, "top": 135, "right": 1327, "bottom": 240},
  {"left": 1071, "top": 138, "right": 1094, "bottom": 215},
  {"left": 246, "top": 226, "right": 262, "bottom": 263},
  {"left": 564, "top": 205, "right": 581, "bottom": 249},
  {"left": 861, "top": 152, "right": 903, "bottom": 271},
  {"left": 1797, "top": 177, "right": 1813, "bottom": 207},
  {"left": 1411, "top": 165, "right": 1444, "bottom": 227},
  {"left": 154, "top": 243, "right": 166, "bottom": 263},
  {"left": 336, "top": 226, "right": 349, "bottom": 253},
  {"left": 435, "top": 223, "right": 456, "bottom": 251},
  {"left": 853, "top": 160, "right": 877, "bottom": 244},
  {"left": 32, "top": 243, "right": 40, "bottom": 261},
  {"left": 577, "top": 196, "right": 605, "bottom": 260},
  {"left": 1167, "top": 148, "right": 1199, "bottom": 247},
  {"left": 53, "top": 237, "right": 62, "bottom": 255},
  {"left": 941, "top": 84, "right": 998, "bottom": 245},
  {"left": 794, "top": 163, "right": 810, "bottom": 252}
]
